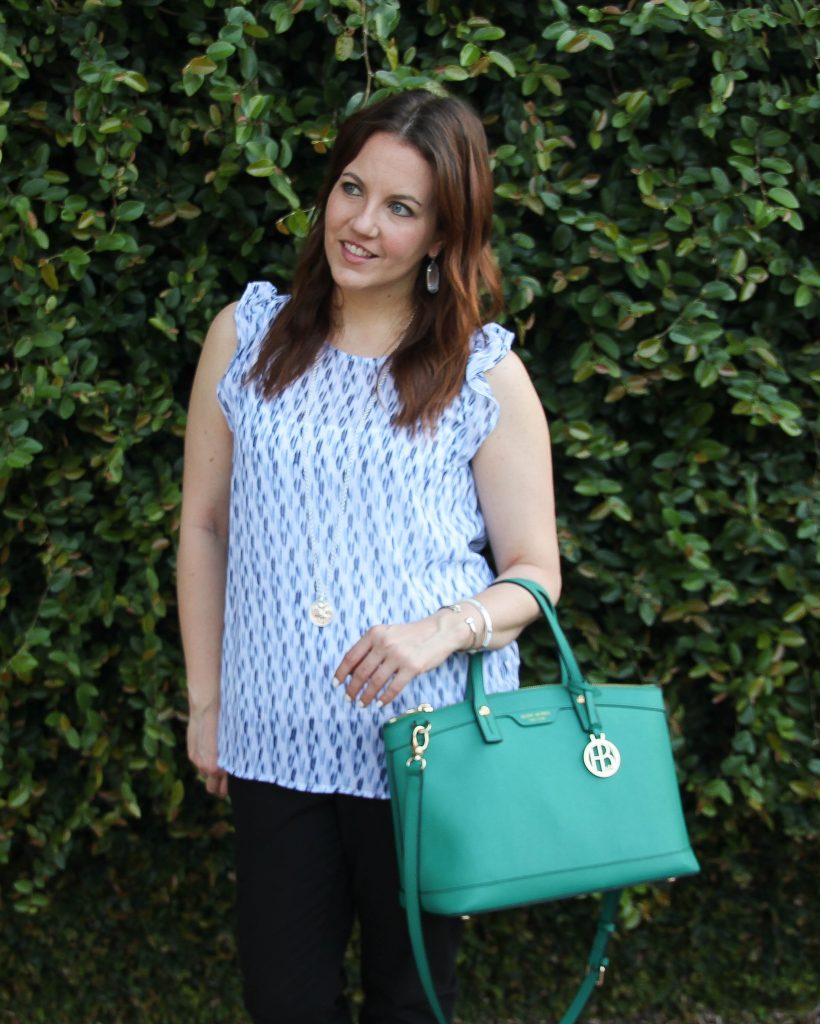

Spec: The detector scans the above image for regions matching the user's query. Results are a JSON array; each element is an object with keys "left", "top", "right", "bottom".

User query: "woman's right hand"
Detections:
[{"left": 187, "top": 703, "right": 228, "bottom": 798}]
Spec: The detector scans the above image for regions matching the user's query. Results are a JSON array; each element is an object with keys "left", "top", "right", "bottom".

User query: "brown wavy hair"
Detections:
[{"left": 246, "top": 90, "right": 502, "bottom": 431}]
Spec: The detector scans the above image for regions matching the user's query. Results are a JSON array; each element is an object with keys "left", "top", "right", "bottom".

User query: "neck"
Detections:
[{"left": 329, "top": 289, "right": 412, "bottom": 358}]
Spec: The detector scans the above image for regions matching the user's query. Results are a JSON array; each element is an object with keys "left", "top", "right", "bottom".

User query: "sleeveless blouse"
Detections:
[{"left": 216, "top": 281, "right": 521, "bottom": 798}]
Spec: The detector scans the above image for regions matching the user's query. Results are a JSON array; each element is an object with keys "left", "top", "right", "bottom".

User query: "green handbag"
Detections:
[{"left": 383, "top": 578, "right": 699, "bottom": 1024}]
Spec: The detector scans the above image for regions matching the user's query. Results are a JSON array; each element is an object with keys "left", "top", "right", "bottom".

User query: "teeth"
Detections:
[{"left": 344, "top": 242, "right": 374, "bottom": 258}]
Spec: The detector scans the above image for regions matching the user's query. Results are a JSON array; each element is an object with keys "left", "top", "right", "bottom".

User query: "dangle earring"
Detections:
[{"left": 425, "top": 256, "right": 440, "bottom": 295}]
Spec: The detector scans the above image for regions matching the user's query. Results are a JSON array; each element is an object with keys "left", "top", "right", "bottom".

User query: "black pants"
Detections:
[{"left": 229, "top": 777, "right": 462, "bottom": 1024}]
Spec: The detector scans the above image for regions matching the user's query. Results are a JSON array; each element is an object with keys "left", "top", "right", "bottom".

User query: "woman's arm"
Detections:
[
  {"left": 177, "top": 303, "right": 238, "bottom": 797},
  {"left": 335, "top": 350, "right": 560, "bottom": 706},
  {"left": 463, "top": 348, "right": 561, "bottom": 641}
]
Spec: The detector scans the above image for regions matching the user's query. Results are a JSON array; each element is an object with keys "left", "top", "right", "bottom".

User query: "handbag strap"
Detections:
[
  {"left": 488, "top": 578, "right": 580, "bottom": 688},
  {"left": 402, "top": 761, "right": 621, "bottom": 1024},
  {"left": 471, "top": 577, "right": 604, "bottom": 737},
  {"left": 403, "top": 762, "right": 449, "bottom": 1024}
]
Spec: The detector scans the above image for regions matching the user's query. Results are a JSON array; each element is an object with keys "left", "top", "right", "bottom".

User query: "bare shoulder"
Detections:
[
  {"left": 200, "top": 301, "right": 240, "bottom": 373},
  {"left": 187, "top": 301, "right": 241, "bottom": 418},
  {"left": 485, "top": 349, "right": 529, "bottom": 387},
  {"left": 485, "top": 350, "right": 545, "bottom": 420}
]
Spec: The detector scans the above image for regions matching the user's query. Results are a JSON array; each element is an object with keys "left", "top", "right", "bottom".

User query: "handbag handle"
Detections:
[{"left": 468, "top": 578, "right": 604, "bottom": 738}]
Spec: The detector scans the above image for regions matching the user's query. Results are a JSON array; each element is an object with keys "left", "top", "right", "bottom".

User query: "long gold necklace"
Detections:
[{"left": 300, "top": 351, "right": 389, "bottom": 627}]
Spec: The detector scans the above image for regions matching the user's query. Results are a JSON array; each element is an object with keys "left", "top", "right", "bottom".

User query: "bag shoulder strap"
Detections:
[
  {"left": 404, "top": 764, "right": 449, "bottom": 1024},
  {"left": 402, "top": 760, "right": 621, "bottom": 1024}
]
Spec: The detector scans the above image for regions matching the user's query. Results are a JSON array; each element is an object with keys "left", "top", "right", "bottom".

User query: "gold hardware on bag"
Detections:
[
  {"left": 388, "top": 702, "right": 435, "bottom": 724},
  {"left": 407, "top": 721, "right": 432, "bottom": 769},
  {"left": 585, "top": 963, "right": 607, "bottom": 987},
  {"left": 576, "top": 695, "right": 586, "bottom": 704},
  {"left": 478, "top": 705, "right": 491, "bottom": 716}
]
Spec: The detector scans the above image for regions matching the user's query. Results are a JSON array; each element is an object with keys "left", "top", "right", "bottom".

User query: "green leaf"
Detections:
[
  {"left": 488, "top": 50, "right": 516, "bottom": 76},
  {"left": 116, "top": 201, "right": 145, "bottom": 222},
  {"left": 586, "top": 29, "right": 614, "bottom": 50},
  {"left": 556, "top": 30, "right": 590, "bottom": 53},
  {"left": 182, "top": 56, "right": 218, "bottom": 75},
  {"left": 95, "top": 232, "right": 138, "bottom": 253},
  {"left": 246, "top": 94, "right": 267, "bottom": 120},
  {"left": 710, "top": 167, "right": 731, "bottom": 193},
  {"left": 335, "top": 33, "right": 355, "bottom": 61},
  {"left": 117, "top": 70, "right": 149, "bottom": 93},
  {"left": 701, "top": 281, "right": 737, "bottom": 301},
  {"left": 768, "top": 187, "right": 799, "bottom": 209},
  {"left": 760, "top": 128, "right": 790, "bottom": 147},
  {"left": 460, "top": 43, "right": 481, "bottom": 66},
  {"left": 245, "top": 158, "right": 276, "bottom": 177},
  {"left": 206, "top": 41, "right": 236, "bottom": 61},
  {"left": 473, "top": 26, "right": 505, "bottom": 42},
  {"left": 9, "top": 651, "right": 38, "bottom": 677},
  {"left": 98, "top": 117, "right": 124, "bottom": 134}
]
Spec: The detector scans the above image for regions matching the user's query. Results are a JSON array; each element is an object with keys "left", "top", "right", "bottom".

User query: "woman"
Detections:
[{"left": 178, "top": 90, "right": 561, "bottom": 1024}]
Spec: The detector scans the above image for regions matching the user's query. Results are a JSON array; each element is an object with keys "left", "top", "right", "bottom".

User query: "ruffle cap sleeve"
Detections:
[
  {"left": 217, "top": 281, "right": 287, "bottom": 428},
  {"left": 234, "top": 280, "right": 285, "bottom": 356},
  {"left": 461, "top": 322, "right": 515, "bottom": 456}
]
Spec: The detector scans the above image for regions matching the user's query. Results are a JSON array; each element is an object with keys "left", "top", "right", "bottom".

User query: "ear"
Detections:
[{"left": 428, "top": 241, "right": 443, "bottom": 260}]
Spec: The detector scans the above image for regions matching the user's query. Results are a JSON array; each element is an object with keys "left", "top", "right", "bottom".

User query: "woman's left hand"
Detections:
[{"left": 333, "top": 612, "right": 468, "bottom": 708}]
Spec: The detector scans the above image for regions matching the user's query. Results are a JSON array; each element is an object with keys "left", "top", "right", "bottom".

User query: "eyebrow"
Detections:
[{"left": 340, "top": 170, "right": 423, "bottom": 208}]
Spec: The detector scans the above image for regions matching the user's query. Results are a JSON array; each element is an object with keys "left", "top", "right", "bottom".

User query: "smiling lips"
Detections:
[{"left": 342, "top": 240, "right": 376, "bottom": 261}]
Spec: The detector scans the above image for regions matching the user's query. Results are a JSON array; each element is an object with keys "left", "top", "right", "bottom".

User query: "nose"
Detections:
[{"left": 350, "top": 202, "right": 379, "bottom": 238}]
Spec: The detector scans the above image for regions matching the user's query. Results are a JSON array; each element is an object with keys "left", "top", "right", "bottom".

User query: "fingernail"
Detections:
[
  {"left": 331, "top": 675, "right": 342, "bottom": 687},
  {"left": 343, "top": 692, "right": 354, "bottom": 703},
  {"left": 375, "top": 699, "right": 385, "bottom": 709},
  {"left": 356, "top": 699, "right": 366, "bottom": 709}
]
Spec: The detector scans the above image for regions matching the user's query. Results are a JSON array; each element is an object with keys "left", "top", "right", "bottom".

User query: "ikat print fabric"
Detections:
[{"left": 216, "top": 281, "right": 521, "bottom": 798}]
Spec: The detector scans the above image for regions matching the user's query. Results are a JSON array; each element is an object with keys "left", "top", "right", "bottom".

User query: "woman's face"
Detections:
[{"left": 323, "top": 132, "right": 441, "bottom": 306}]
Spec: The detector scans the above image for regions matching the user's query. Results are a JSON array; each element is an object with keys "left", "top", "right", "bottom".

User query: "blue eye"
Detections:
[
  {"left": 390, "top": 201, "right": 412, "bottom": 217},
  {"left": 341, "top": 180, "right": 361, "bottom": 196}
]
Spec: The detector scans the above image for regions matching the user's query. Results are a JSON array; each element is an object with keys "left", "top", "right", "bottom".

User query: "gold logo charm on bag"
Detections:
[{"left": 583, "top": 732, "right": 621, "bottom": 778}]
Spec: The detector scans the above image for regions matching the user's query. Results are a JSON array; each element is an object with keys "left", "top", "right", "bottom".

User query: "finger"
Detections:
[
  {"left": 339, "top": 633, "right": 393, "bottom": 696},
  {"left": 334, "top": 630, "right": 379, "bottom": 685},
  {"left": 205, "top": 769, "right": 223, "bottom": 794},
  {"left": 336, "top": 624, "right": 397, "bottom": 682},
  {"left": 343, "top": 649, "right": 389, "bottom": 702},
  {"left": 206, "top": 770, "right": 228, "bottom": 798},
  {"left": 371, "top": 668, "right": 415, "bottom": 708},
  {"left": 356, "top": 662, "right": 398, "bottom": 707}
]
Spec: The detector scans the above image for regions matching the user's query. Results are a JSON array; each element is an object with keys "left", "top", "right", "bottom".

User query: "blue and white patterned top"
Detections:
[{"left": 216, "top": 281, "right": 521, "bottom": 798}]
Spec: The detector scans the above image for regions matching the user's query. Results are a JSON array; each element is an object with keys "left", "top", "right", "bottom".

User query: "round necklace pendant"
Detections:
[{"left": 309, "top": 599, "right": 334, "bottom": 627}]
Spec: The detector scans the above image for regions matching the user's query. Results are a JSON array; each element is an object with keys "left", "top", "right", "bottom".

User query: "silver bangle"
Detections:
[
  {"left": 440, "top": 604, "right": 481, "bottom": 652},
  {"left": 461, "top": 598, "right": 493, "bottom": 649}
]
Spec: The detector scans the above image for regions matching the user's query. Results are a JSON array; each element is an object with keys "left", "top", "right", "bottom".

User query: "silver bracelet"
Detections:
[
  {"left": 461, "top": 597, "right": 493, "bottom": 649},
  {"left": 440, "top": 604, "right": 481, "bottom": 652}
]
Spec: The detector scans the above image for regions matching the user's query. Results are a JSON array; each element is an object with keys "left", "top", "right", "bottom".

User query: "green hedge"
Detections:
[{"left": 1, "top": 0, "right": 818, "bottom": 1019}]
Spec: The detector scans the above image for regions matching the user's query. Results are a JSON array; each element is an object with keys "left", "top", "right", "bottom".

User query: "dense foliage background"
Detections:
[{"left": 1, "top": 0, "right": 818, "bottom": 1020}]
